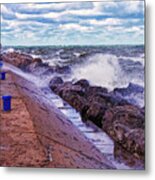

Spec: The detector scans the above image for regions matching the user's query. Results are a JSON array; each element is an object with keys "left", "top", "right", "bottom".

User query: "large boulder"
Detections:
[
  {"left": 55, "top": 83, "right": 86, "bottom": 97},
  {"left": 74, "top": 79, "right": 90, "bottom": 88},
  {"left": 49, "top": 76, "right": 64, "bottom": 91},
  {"left": 64, "top": 93, "right": 87, "bottom": 112},
  {"left": 102, "top": 105, "right": 145, "bottom": 156},
  {"left": 87, "top": 92, "right": 129, "bottom": 109},
  {"left": 82, "top": 102, "right": 107, "bottom": 128},
  {"left": 123, "top": 128, "right": 145, "bottom": 156},
  {"left": 113, "top": 128, "right": 145, "bottom": 165},
  {"left": 114, "top": 140, "right": 144, "bottom": 168},
  {"left": 50, "top": 80, "right": 88, "bottom": 112},
  {"left": 32, "top": 58, "right": 42, "bottom": 64},
  {"left": 102, "top": 105, "right": 144, "bottom": 131},
  {"left": 86, "top": 86, "right": 108, "bottom": 97},
  {"left": 87, "top": 93, "right": 109, "bottom": 107},
  {"left": 2, "top": 52, "right": 33, "bottom": 69}
]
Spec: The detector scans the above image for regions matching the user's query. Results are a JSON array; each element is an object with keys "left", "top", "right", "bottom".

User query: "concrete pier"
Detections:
[{"left": 0, "top": 72, "right": 115, "bottom": 169}]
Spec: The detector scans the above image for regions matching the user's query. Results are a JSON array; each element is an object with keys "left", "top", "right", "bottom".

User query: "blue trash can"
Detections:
[
  {"left": 2, "top": 95, "right": 12, "bottom": 112},
  {"left": 0, "top": 72, "right": 6, "bottom": 80},
  {"left": 0, "top": 62, "right": 3, "bottom": 70}
]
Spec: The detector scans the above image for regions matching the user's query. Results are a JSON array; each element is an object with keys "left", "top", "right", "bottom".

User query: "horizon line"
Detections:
[{"left": 2, "top": 44, "right": 145, "bottom": 47}]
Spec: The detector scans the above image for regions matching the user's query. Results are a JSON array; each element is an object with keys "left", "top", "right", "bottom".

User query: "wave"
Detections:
[
  {"left": 71, "top": 53, "right": 144, "bottom": 91},
  {"left": 2, "top": 48, "right": 15, "bottom": 53},
  {"left": 2, "top": 46, "right": 144, "bottom": 107},
  {"left": 118, "top": 54, "right": 144, "bottom": 67}
]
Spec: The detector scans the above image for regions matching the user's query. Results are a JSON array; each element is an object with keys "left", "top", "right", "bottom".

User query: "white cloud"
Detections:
[
  {"left": 43, "top": 12, "right": 62, "bottom": 19},
  {"left": 15, "top": 12, "right": 31, "bottom": 19},
  {"left": 15, "top": 11, "right": 60, "bottom": 20},
  {"left": 59, "top": 23, "right": 93, "bottom": 32},
  {"left": 89, "top": 18, "right": 123, "bottom": 26},
  {"left": 1, "top": 1, "right": 144, "bottom": 46},
  {"left": 27, "top": 3, "right": 68, "bottom": 11},
  {"left": 65, "top": 8, "right": 100, "bottom": 16}
]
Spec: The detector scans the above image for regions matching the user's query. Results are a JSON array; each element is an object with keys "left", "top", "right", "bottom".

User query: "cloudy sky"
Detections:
[{"left": 1, "top": 1, "right": 144, "bottom": 46}]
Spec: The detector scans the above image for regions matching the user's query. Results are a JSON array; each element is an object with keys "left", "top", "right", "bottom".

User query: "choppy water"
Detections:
[{"left": 2, "top": 45, "right": 145, "bottom": 107}]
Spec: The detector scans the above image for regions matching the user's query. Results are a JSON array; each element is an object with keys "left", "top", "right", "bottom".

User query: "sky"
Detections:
[{"left": 0, "top": 0, "right": 145, "bottom": 46}]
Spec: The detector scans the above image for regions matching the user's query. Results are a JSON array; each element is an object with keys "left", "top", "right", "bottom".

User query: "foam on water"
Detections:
[
  {"left": 71, "top": 53, "right": 142, "bottom": 91},
  {"left": 3, "top": 48, "right": 15, "bottom": 53},
  {"left": 30, "top": 54, "right": 41, "bottom": 59},
  {"left": 71, "top": 54, "right": 118, "bottom": 91}
]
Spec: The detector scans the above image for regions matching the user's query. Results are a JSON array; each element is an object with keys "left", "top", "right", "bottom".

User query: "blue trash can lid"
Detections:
[
  {"left": 2, "top": 95, "right": 12, "bottom": 100},
  {"left": 0, "top": 62, "right": 3, "bottom": 66}
]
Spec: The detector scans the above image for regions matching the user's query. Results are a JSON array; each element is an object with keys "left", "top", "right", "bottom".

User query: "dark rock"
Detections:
[
  {"left": 87, "top": 93, "right": 109, "bottom": 107},
  {"left": 86, "top": 86, "right": 108, "bottom": 97},
  {"left": 113, "top": 128, "right": 145, "bottom": 166},
  {"left": 114, "top": 142, "right": 144, "bottom": 168},
  {"left": 103, "top": 105, "right": 144, "bottom": 132},
  {"left": 74, "top": 79, "right": 90, "bottom": 88},
  {"left": 141, "top": 107, "right": 145, "bottom": 116},
  {"left": 50, "top": 80, "right": 88, "bottom": 112},
  {"left": 87, "top": 92, "right": 129, "bottom": 108},
  {"left": 53, "top": 81, "right": 72, "bottom": 95},
  {"left": 49, "top": 77, "right": 63, "bottom": 91},
  {"left": 123, "top": 128, "right": 145, "bottom": 156},
  {"left": 65, "top": 93, "right": 87, "bottom": 112},
  {"left": 102, "top": 105, "right": 145, "bottom": 156},
  {"left": 32, "top": 58, "right": 42, "bottom": 64},
  {"left": 83, "top": 102, "right": 107, "bottom": 128},
  {"left": 2, "top": 52, "right": 33, "bottom": 69},
  {"left": 55, "top": 82, "right": 85, "bottom": 97}
]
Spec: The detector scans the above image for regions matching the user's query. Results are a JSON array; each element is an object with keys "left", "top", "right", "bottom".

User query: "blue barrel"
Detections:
[
  {"left": 0, "top": 61, "right": 3, "bottom": 69},
  {"left": 2, "top": 95, "right": 12, "bottom": 111},
  {"left": 0, "top": 72, "right": 6, "bottom": 80}
]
